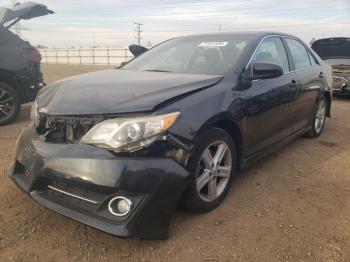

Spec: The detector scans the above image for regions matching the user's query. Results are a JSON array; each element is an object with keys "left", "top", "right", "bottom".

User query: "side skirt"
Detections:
[{"left": 240, "top": 126, "right": 310, "bottom": 170}]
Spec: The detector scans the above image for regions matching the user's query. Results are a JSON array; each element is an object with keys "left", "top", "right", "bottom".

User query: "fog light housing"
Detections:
[{"left": 108, "top": 197, "right": 132, "bottom": 216}]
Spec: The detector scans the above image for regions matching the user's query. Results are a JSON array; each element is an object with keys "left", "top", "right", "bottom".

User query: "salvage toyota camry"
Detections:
[{"left": 9, "top": 32, "right": 333, "bottom": 239}]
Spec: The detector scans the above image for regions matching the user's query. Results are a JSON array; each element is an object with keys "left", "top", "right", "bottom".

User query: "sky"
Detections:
[{"left": 0, "top": 0, "right": 349, "bottom": 48}]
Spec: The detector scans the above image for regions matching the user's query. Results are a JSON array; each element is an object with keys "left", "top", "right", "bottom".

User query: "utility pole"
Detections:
[
  {"left": 92, "top": 32, "right": 96, "bottom": 48},
  {"left": 134, "top": 22, "right": 143, "bottom": 46},
  {"left": 218, "top": 24, "right": 222, "bottom": 32}
]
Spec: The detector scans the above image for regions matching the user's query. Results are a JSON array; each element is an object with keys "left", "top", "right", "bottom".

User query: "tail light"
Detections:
[{"left": 22, "top": 49, "right": 42, "bottom": 62}]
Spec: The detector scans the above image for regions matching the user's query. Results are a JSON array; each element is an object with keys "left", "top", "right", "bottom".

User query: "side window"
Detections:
[
  {"left": 307, "top": 51, "right": 319, "bottom": 66},
  {"left": 285, "top": 38, "right": 312, "bottom": 70},
  {"left": 252, "top": 37, "right": 290, "bottom": 73}
]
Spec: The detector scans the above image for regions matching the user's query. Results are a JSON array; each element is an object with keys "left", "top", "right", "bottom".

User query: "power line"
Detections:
[
  {"left": 134, "top": 22, "right": 143, "bottom": 45},
  {"left": 50, "top": 0, "right": 349, "bottom": 13},
  {"left": 54, "top": 1, "right": 348, "bottom": 16},
  {"left": 24, "top": 19, "right": 349, "bottom": 34}
]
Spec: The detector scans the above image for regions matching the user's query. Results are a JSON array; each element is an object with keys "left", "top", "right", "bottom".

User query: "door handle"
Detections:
[{"left": 319, "top": 72, "right": 324, "bottom": 78}]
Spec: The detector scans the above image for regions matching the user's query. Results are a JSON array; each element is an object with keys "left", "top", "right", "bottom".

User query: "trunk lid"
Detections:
[
  {"left": 311, "top": 37, "right": 350, "bottom": 60},
  {"left": 0, "top": 2, "right": 53, "bottom": 27}
]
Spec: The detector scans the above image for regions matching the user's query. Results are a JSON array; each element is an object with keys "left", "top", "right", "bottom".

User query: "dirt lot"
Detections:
[{"left": 0, "top": 64, "right": 349, "bottom": 262}]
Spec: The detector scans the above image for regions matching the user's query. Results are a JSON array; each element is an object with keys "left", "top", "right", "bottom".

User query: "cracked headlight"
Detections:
[{"left": 80, "top": 112, "right": 180, "bottom": 151}]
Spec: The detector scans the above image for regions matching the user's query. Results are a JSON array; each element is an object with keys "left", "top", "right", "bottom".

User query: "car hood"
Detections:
[
  {"left": 0, "top": 2, "right": 53, "bottom": 26},
  {"left": 37, "top": 69, "right": 223, "bottom": 115}
]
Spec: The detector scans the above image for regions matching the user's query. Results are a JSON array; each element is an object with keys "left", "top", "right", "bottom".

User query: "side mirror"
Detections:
[
  {"left": 246, "top": 62, "right": 284, "bottom": 80},
  {"left": 129, "top": 44, "right": 148, "bottom": 57}
]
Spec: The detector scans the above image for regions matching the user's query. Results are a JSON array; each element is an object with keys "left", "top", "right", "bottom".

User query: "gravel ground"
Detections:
[{"left": 0, "top": 64, "right": 349, "bottom": 262}]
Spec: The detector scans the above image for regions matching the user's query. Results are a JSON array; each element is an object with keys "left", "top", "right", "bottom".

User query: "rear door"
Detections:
[
  {"left": 244, "top": 36, "right": 299, "bottom": 156},
  {"left": 283, "top": 37, "right": 323, "bottom": 132}
]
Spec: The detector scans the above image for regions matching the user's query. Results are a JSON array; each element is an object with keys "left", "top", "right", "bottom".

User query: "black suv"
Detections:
[{"left": 0, "top": 2, "right": 53, "bottom": 125}]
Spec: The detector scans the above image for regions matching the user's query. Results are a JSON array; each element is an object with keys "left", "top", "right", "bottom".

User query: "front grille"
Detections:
[
  {"left": 36, "top": 114, "right": 103, "bottom": 144},
  {"left": 333, "top": 76, "right": 348, "bottom": 90}
]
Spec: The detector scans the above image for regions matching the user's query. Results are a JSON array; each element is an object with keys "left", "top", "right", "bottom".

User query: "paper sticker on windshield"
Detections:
[{"left": 198, "top": 42, "right": 228, "bottom": 47}]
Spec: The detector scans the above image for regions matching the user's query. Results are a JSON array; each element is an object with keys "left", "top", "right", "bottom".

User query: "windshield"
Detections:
[
  {"left": 123, "top": 35, "right": 252, "bottom": 75},
  {"left": 312, "top": 39, "right": 350, "bottom": 59}
]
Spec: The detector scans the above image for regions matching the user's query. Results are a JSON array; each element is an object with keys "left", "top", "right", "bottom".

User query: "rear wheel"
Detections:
[
  {"left": 181, "top": 128, "right": 237, "bottom": 213},
  {"left": 304, "top": 96, "right": 326, "bottom": 138},
  {"left": 0, "top": 82, "right": 21, "bottom": 126}
]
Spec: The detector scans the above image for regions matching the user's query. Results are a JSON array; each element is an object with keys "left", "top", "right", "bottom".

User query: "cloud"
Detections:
[{"left": 2, "top": 0, "right": 348, "bottom": 47}]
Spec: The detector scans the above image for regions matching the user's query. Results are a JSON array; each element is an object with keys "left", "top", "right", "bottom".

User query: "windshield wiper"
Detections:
[{"left": 145, "top": 69, "right": 173, "bottom": 73}]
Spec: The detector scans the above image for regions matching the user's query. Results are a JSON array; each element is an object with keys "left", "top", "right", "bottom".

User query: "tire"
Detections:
[
  {"left": 304, "top": 96, "right": 327, "bottom": 138},
  {"left": 181, "top": 128, "right": 237, "bottom": 213},
  {"left": 0, "top": 81, "right": 21, "bottom": 126}
]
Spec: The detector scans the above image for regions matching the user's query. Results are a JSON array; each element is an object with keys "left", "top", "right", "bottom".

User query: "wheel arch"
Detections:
[
  {"left": 0, "top": 69, "right": 24, "bottom": 102},
  {"left": 196, "top": 112, "right": 244, "bottom": 170},
  {"left": 324, "top": 91, "right": 331, "bottom": 117}
]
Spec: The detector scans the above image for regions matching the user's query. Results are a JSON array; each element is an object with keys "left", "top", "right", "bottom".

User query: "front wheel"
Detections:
[
  {"left": 181, "top": 128, "right": 237, "bottom": 213},
  {"left": 304, "top": 97, "right": 327, "bottom": 138},
  {"left": 0, "top": 82, "right": 21, "bottom": 126}
]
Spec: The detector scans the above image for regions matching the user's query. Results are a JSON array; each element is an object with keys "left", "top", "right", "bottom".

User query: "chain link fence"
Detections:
[{"left": 39, "top": 48, "right": 134, "bottom": 66}]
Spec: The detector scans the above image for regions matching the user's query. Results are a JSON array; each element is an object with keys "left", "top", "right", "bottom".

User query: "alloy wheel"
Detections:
[
  {"left": 315, "top": 100, "right": 326, "bottom": 134},
  {"left": 196, "top": 141, "right": 232, "bottom": 202},
  {"left": 0, "top": 87, "right": 16, "bottom": 122}
]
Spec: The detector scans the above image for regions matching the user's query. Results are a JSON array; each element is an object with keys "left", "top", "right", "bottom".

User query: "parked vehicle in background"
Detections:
[
  {"left": 10, "top": 32, "right": 332, "bottom": 239},
  {"left": 0, "top": 2, "right": 53, "bottom": 125},
  {"left": 312, "top": 37, "right": 350, "bottom": 97}
]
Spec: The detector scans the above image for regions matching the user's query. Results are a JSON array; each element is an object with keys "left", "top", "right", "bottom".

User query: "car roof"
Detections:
[{"left": 180, "top": 31, "right": 298, "bottom": 40}]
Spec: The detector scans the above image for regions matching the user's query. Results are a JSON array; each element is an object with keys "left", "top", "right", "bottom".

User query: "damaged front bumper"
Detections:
[{"left": 9, "top": 126, "right": 191, "bottom": 239}]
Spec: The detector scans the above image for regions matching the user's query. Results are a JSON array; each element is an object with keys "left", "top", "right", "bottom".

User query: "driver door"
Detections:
[{"left": 244, "top": 36, "right": 299, "bottom": 156}]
